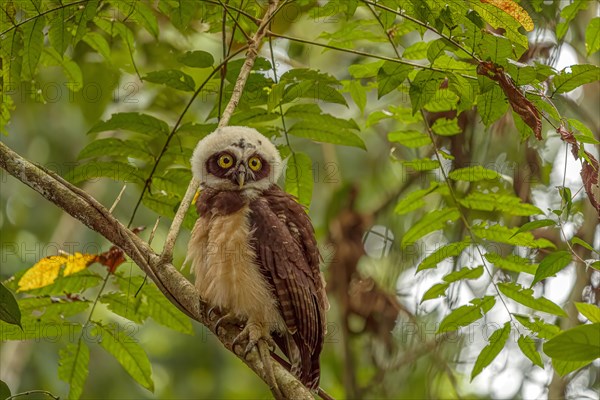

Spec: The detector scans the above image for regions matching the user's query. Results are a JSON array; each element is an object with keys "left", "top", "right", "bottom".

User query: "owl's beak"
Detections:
[{"left": 235, "top": 164, "right": 247, "bottom": 187}]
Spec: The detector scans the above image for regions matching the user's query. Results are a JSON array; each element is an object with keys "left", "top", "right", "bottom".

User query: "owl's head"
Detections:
[{"left": 190, "top": 126, "right": 283, "bottom": 192}]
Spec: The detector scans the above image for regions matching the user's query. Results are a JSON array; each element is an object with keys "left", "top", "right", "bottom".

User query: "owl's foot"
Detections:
[
  {"left": 232, "top": 321, "right": 276, "bottom": 355},
  {"left": 233, "top": 322, "right": 281, "bottom": 399}
]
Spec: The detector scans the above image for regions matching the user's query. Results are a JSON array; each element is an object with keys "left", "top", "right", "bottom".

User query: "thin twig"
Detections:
[
  {"left": 109, "top": 184, "right": 127, "bottom": 213},
  {"left": 6, "top": 390, "right": 60, "bottom": 400}
]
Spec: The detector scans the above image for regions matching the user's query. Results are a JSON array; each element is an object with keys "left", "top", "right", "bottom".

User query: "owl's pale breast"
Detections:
[{"left": 187, "top": 205, "right": 284, "bottom": 331}]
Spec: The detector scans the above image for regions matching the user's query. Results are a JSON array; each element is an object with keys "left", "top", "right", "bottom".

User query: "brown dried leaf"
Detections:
[
  {"left": 581, "top": 152, "right": 600, "bottom": 217},
  {"left": 477, "top": 62, "right": 542, "bottom": 140}
]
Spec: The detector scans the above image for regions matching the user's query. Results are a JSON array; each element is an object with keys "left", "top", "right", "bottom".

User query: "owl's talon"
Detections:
[
  {"left": 207, "top": 305, "right": 222, "bottom": 321},
  {"left": 213, "top": 312, "right": 239, "bottom": 335}
]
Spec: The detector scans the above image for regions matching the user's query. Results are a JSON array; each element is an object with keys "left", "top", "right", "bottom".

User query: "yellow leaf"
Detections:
[
  {"left": 18, "top": 255, "right": 67, "bottom": 291},
  {"left": 64, "top": 253, "right": 97, "bottom": 275},
  {"left": 18, "top": 253, "right": 98, "bottom": 291},
  {"left": 481, "top": 0, "right": 534, "bottom": 31}
]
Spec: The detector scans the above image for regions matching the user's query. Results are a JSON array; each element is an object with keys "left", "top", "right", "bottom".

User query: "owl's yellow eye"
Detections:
[
  {"left": 217, "top": 154, "right": 234, "bottom": 168},
  {"left": 248, "top": 156, "right": 262, "bottom": 171}
]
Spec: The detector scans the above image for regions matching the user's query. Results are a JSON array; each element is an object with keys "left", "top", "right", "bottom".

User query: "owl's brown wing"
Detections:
[{"left": 249, "top": 185, "right": 326, "bottom": 389}]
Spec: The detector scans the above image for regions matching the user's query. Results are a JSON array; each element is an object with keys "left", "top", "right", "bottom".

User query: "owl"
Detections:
[{"left": 186, "top": 126, "right": 328, "bottom": 390}]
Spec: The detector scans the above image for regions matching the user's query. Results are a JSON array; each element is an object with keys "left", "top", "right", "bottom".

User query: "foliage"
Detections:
[{"left": 1, "top": 0, "right": 599, "bottom": 399}]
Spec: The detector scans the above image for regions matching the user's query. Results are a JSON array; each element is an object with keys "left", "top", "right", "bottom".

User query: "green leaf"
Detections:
[
  {"left": 285, "top": 104, "right": 357, "bottom": 130},
  {"left": 21, "top": 17, "right": 44, "bottom": 79},
  {"left": 78, "top": 138, "right": 154, "bottom": 162},
  {"left": 387, "top": 130, "right": 431, "bottom": 148},
  {"left": 438, "top": 296, "right": 496, "bottom": 333},
  {"left": 348, "top": 61, "right": 385, "bottom": 78},
  {"left": 144, "top": 69, "right": 196, "bottom": 92},
  {"left": 459, "top": 192, "right": 542, "bottom": 216},
  {"left": 498, "top": 282, "right": 567, "bottom": 317},
  {"left": 544, "top": 323, "right": 600, "bottom": 362},
  {"left": 449, "top": 166, "right": 499, "bottom": 181},
  {"left": 513, "top": 314, "right": 560, "bottom": 340},
  {"left": 100, "top": 292, "right": 147, "bottom": 324},
  {"left": 575, "top": 303, "right": 600, "bottom": 323},
  {"left": 88, "top": 113, "right": 169, "bottom": 137},
  {"left": 556, "top": 1, "right": 588, "bottom": 39},
  {"left": 477, "top": 85, "right": 508, "bottom": 127},
  {"left": 402, "top": 41, "right": 430, "bottom": 60},
  {"left": 49, "top": 8, "right": 69, "bottom": 55},
  {"left": 443, "top": 265, "right": 484, "bottom": 283},
  {"left": 177, "top": 51, "right": 214, "bottom": 68},
  {"left": 285, "top": 152, "right": 313, "bottom": 208},
  {"left": 82, "top": 32, "right": 111, "bottom": 61},
  {"left": 129, "top": 1, "right": 159, "bottom": 38},
  {"left": 484, "top": 253, "right": 538, "bottom": 275},
  {"left": 141, "top": 283, "right": 193, "bottom": 334},
  {"left": 18, "top": 297, "right": 89, "bottom": 320},
  {"left": 512, "top": 219, "right": 556, "bottom": 237},
  {"left": 229, "top": 108, "right": 279, "bottom": 126},
  {"left": 402, "top": 208, "right": 460, "bottom": 247},
  {"left": 0, "top": 282, "right": 21, "bottom": 327},
  {"left": 420, "top": 283, "right": 449, "bottom": 303},
  {"left": 409, "top": 70, "right": 446, "bottom": 113},
  {"left": 112, "top": 274, "right": 193, "bottom": 334},
  {"left": 432, "top": 118, "right": 461, "bottom": 136},
  {"left": 417, "top": 238, "right": 471, "bottom": 272},
  {"left": 552, "top": 359, "right": 592, "bottom": 376},
  {"left": 553, "top": 64, "right": 600, "bottom": 94},
  {"left": 471, "top": 322, "right": 511, "bottom": 380},
  {"left": 0, "top": 380, "right": 10, "bottom": 399},
  {"left": 472, "top": 223, "right": 555, "bottom": 249},
  {"left": 518, "top": 335, "right": 543, "bottom": 368},
  {"left": 401, "top": 159, "right": 441, "bottom": 171},
  {"left": 58, "top": 341, "right": 90, "bottom": 400},
  {"left": 348, "top": 80, "right": 366, "bottom": 113},
  {"left": 41, "top": 48, "right": 83, "bottom": 92},
  {"left": 74, "top": 0, "right": 99, "bottom": 44},
  {"left": 586, "top": 17, "right": 600, "bottom": 55},
  {"left": 477, "top": 34, "right": 513, "bottom": 66},
  {"left": 377, "top": 62, "right": 411, "bottom": 98},
  {"left": 288, "top": 122, "right": 365, "bottom": 149},
  {"left": 394, "top": 182, "right": 442, "bottom": 216},
  {"left": 153, "top": 169, "right": 192, "bottom": 198},
  {"left": 532, "top": 251, "right": 572, "bottom": 285},
  {"left": 68, "top": 161, "right": 144, "bottom": 185},
  {"left": 427, "top": 38, "right": 451, "bottom": 63},
  {"left": 571, "top": 237, "right": 598, "bottom": 254},
  {"left": 448, "top": 73, "right": 477, "bottom": 113},
  {"left": 0, "top": 318, "right": 74, "bottom": 340},
  {"left": 92, "top": 322, "right": 154, "bottom": 392}
]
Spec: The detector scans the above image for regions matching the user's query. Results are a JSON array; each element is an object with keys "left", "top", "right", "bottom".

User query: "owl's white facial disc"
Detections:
[{"left": 190, "top": 126, "right": 283, "bottom": 192}]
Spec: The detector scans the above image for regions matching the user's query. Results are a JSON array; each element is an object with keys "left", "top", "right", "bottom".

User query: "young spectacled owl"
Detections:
[{"left": 186, "top": 126, "right": 328, "bottom": 390}]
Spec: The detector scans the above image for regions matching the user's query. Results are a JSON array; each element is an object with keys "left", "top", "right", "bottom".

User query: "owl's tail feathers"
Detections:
[{"left": 272, "top": 332, "right": 321, "bottom": 390}]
